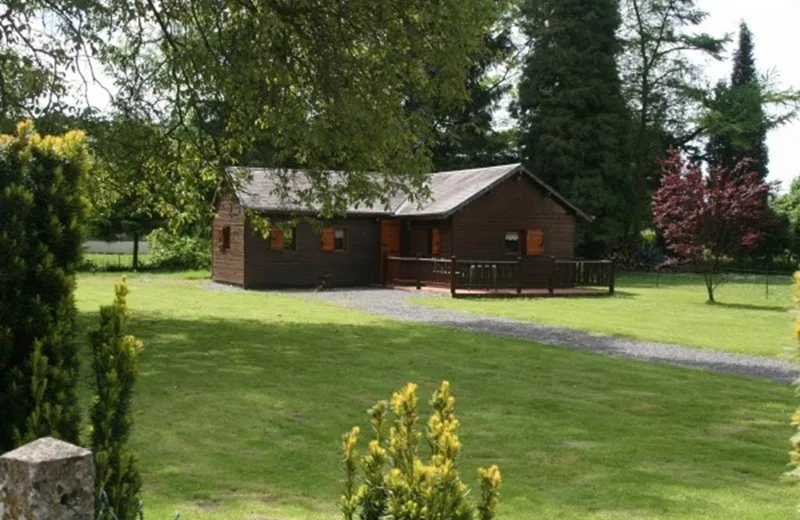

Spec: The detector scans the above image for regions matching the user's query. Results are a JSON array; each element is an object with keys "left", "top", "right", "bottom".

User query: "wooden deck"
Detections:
[
  {"left": 388, "top": 284, "right": 609, "bottom": 298},
  {"left": 383, "top": 255, "right": 615, "bottom": 297}
]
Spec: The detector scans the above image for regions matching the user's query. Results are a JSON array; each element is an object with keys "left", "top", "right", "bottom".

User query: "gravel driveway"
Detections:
[{"left": 288, "top": 287, "right": 798, "bottom": 385}]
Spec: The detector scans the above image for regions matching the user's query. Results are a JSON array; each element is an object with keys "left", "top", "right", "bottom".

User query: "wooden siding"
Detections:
[
  {"left": 211, "top": 195, "right": 246, "bottom": 286},
  {"left": 452, "top": 173, "right": 577, "bottom": 288},
  {"left": 406, "top": 219, "right": 453, "bottom": 258},
  {"left": 244, "top": 216, "right": 381, "bottom": 288}
]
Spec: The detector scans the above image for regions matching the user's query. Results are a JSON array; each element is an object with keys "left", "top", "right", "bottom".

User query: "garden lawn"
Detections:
[
  {"left": 413, "top": 272, "right": 796, "bottom": 358},
  {"left": 75, "top": 272, "right": 796, "bottom": 520}
]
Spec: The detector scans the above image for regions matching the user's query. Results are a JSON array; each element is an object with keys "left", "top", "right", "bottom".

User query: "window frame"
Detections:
[
  {"left": 219, "top": 226, "right": 231, "bottom": 251},
  {"left": 504, "top": 230, "right": 522, "bottom": 255},
  {"left": 333, "top": 228, "right": 348, "bottom": 251}
]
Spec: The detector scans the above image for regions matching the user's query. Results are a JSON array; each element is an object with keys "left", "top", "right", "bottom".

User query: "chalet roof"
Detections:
[{"left": 228, "top": 163, "right": 592, "bottom": 221}]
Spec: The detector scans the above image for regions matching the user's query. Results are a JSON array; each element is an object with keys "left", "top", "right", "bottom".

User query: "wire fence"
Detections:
[{"left": 625, "top": 267, "right": 794, "bottom": 300}]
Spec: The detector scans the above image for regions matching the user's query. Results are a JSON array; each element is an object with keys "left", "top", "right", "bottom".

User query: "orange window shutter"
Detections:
[
  {"left": 431, "top": 228, "right": 441, "bottom": 256},
  {"left": 526, "top": 230, "right": 544, "bottom": 256},
  {"left": 271, "top": 228, "right": 284, "bottom": 251},
  {"left": 321, "top": 227, "right": 335, "bottom": 252}
]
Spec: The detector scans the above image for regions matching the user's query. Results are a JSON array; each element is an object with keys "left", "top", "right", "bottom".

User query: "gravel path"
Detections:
[{"left": 284, "top": 287, "right": 798, "bottom": 385}]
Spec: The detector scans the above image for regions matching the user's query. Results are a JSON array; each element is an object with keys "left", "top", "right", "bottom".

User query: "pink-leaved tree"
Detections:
[{"left": 652, "top": 148, "right": 771, "bottom": 302}]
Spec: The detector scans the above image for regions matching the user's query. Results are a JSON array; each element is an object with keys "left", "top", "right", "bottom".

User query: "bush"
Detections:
[
  {"left": 0, "top": 121, "right": 89, "bottom": 451},
  {"left": 147, "top": 228, "right": 211, "bottom": 270},
  {"left": 341, "top": 382, "right": 501, "bottom": 520},
  {"left": 89, "top": 277, "right": 143, "bottom": 520}
]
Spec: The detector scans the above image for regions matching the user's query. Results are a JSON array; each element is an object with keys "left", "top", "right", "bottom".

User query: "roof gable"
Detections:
[{"left": 227, "top": 164, "right": 591, "bottom": 221}]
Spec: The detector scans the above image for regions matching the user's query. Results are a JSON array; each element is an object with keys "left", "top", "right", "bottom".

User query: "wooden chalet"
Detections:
[{"left": 212, "top": 163, "right": 615, "bottom": 296}]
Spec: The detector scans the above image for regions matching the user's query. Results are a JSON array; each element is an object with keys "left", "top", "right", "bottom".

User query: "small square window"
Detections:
[
  {"left": 505, "top": 231, "right": 521, "bottom": 254},
  {"left": 334, "top": 228, "right": 347, "bottom": 251}
]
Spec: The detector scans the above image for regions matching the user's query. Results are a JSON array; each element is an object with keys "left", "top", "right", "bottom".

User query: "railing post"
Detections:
[
  {"left": 548, "top": 256, "right": 556, "bottom": 295},
  {"left": 450, "top": 256, "right": 457, "bottom": 297},
  {"left": 609, "top": 260, "right": 616, "bottom": 295},
  {"left": 516, "top": 256, "right": 523, "bottom": 295},
  {"left": 415, "top": 252, "right": 421, "bottom": 290},
  {"left": 1, "top": 437, "right": 95, "bottom": 520},
  {"left": 382, "top": 252, "right": 389, "bottom": 286}
]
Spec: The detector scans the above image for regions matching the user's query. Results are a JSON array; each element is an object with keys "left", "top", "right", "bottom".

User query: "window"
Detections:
[
  {"left": 217, "top": 226, "right": 231, "bottom": 251},
  {"left": 284, "top": 227, "right": 296, "bottom": 250},
  {"left": 504, "top": 231, "right": 521, "bottom": 254},
  {"left": 271, "top": 226, "right": 296, "bottom": 251},
  {"left": 334, "top": 228, "right": 347, "bottom": 251}
]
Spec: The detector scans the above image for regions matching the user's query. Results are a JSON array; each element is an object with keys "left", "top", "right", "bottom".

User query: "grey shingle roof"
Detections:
[{"left": 228, "top": 163, "right": 591, "bottom": 221}]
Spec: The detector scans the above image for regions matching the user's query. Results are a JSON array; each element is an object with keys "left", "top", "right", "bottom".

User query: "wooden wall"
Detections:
[
  {"left": 452, "top": 173, "right": 578, "bottom": 287},
  {"left": 405, "top": 219, "right": 453, "bottom": 258},
  {"left": 211, "top": 195, "right": 246, "bottom": 286},
  {"left": 244, "top": 216, "right": 381, "bottom": 288}
]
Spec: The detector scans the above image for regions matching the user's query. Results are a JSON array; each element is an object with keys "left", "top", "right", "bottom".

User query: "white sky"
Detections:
[{"left": 697, "top": 0, "right": 800, "bottom": 189}]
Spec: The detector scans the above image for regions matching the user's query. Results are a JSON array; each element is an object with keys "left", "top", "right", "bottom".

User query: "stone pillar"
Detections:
[{"left": 0, "top": 437, "right": 95, "bottom": 520}]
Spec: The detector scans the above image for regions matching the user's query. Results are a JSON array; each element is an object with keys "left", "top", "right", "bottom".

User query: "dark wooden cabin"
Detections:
[{"left": 212, "top": 164, "right": 612, "bottom": 294}]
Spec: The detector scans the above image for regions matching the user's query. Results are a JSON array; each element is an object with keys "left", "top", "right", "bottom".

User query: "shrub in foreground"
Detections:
[
  {"left": 0, "top": 121, "right": 89, "bottom": 451},
  {"left": 341, "top": 381, "right": 501, "bottom": 520},
  {"left": 89, "top": 277, "right": 144, "bottom": 520}
]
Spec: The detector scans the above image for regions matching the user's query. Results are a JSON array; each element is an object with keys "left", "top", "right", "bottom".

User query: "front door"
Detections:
[
  {"left": 380, "top": 219, "right": 402, "bottom": 284},
  {"left": 380, "top": 219, "right": 401, "bottom": 256}
]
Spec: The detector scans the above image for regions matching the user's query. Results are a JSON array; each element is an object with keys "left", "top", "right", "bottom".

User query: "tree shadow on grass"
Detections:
[
  {"left": 74, "top": 311, "right": 794, "bottom": 519},
  {"left": 709, "top": 301, "right": 790, "bottom": 313}
]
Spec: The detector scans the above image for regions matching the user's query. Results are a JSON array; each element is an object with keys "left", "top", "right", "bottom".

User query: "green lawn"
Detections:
[
  {"left": 75, "top": 272, "right": 797, "bottom": 520},
  {"left": 413, "top": 272, "right": 796, "bottom": 358}
]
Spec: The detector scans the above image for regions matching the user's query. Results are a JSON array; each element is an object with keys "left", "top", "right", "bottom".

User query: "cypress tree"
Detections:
[
  {"left": 516, "top": 0, "right": 631, "bottom": 255},
  {"left": 0, "top": 121, "right": 88, "bottom": 451},
  {"left": 90, "top": 277, "right": 143, "bottom": 520},
  {"left": 706, "top": 22, "right": 769, "bottom": 181}
]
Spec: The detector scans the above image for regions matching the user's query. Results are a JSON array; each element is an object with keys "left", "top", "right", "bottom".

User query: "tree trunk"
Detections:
[
  {"left": 132, "top": 232, "right": 139, "bottom": 271},
  {"left": 703, "top": 272, "right": 715, "bottom": 303}
]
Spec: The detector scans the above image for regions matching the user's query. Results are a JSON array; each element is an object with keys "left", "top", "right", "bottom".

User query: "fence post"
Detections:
[
  {"left": 382, "top": 252, "right": 389, "bottom": 287},
  {"left": 415, "top": 252, "right": 422, "bottom": 290},
  {"left": 609, "top": 260, "right": 616, "bottom": 295},
  {"left": 0, "top": 437, "right": 95, "bottom": 520},
  {"left": 516, "top": 256, "right": 523, "bottom": 295},
  {"left": 450, "top": 256, "right": 457, "bottom": 297},
  {"left": 548, "top": 256, "right": 556, "bottom": 295},
  {"left": 765, "top": 264, "right": 770, "bottom": 300}
]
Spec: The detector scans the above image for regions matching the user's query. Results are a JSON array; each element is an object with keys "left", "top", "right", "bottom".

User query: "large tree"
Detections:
[
  {"left": 516, "top": 0, "right": 631, "bottom": 255},
  {"left": 87, "top": 0, "right": 501, "bottom": 223},
  {"left": 704, "top": 23, "right": 769, "bottom": 181},
  {"left": 429, "top": 6, "right": 520, "bottom": 171},
  {"left": 619, "top": 0, "right": 727, "bottom": 235},
  {"left": 0, "top": 1, "right": 502, "bottom": 227}
]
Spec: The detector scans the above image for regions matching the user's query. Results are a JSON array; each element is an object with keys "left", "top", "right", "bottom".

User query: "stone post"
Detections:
[{"left": 0, "top": 437, "right": 95, "bottom": 520}]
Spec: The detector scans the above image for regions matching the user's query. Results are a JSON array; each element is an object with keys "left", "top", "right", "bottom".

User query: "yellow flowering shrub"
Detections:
[{"left": 341, "top": 382, "right": 501, "bottom": 520}]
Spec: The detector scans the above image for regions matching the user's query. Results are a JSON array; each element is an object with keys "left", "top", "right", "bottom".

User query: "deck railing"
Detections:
[
  {"left": 383, "top": 255, "right": 615, "bottom": 296},
  {"left": 551, "top": 259, "right": 615, "bottom": 294}
]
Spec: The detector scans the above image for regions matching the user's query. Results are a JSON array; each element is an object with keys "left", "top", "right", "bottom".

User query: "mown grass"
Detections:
[
  {"left": 75, "top": 272, "right": 796, "bottom": 520},
  {"left": 413, "top": 271, "right": 796, "bottom": 358}
]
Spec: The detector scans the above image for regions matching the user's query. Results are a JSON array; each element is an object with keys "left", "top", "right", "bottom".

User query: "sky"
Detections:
[{"left": 697, "top": 0, "right": 800, "bottom": 189}]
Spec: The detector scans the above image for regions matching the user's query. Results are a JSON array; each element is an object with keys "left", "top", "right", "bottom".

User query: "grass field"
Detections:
[
  {"left": 73, "top": 272, "right": 797, "bottom": 520},
  {"left": 413, "top": 272, "right": 796, "bottom": 358}
]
